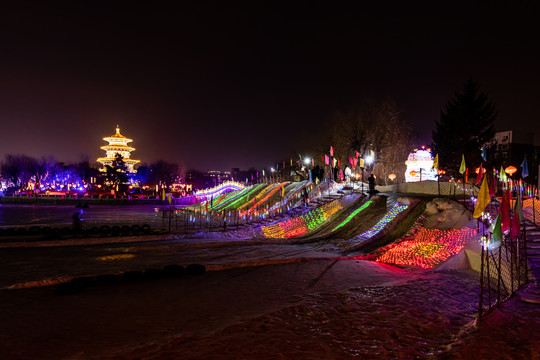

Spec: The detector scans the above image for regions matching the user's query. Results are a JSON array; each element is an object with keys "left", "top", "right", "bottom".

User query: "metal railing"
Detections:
[{"left": 478, "top": 231, "right": 529, "bottom": 319}]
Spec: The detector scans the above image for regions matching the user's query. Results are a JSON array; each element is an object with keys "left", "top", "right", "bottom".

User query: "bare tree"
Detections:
[{"left": 330, "top": 98, "right": 413, "bottom": 184}]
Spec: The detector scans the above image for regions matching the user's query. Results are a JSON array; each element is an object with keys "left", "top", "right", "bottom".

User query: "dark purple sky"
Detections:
[{"left": 1, "top": 1, "right": 538, "bottom": 171}]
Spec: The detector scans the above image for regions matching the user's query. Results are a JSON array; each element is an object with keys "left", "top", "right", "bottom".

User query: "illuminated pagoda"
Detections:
[{"left": 97, "top": 126, "right": 140, "bottom": 173}]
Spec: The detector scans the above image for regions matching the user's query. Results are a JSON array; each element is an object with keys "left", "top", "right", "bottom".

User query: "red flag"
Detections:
[
  {"left": 476, "top": 164, "right": 483, "bottom": 185},
  {"left": 283, "top": 161, "right": 285, "bottom": 168},
  {"left": 511, "top": 209, "right": 521, "bottom": 239},
  {"left": 321, "top": 155, "right": 324, "bottom": 163},
  {"left": 312, "top": 158, "right": 314, "bottom": 167},
  {"left": 330, "top": 146, "right": 334, "bottom": 157},
  {"left": 349, "top": 157, "right": 353, "bottom": 165},
  {"left": 355, "top": 151, "right": 359, "bottom": 159},
  {"left": 340, "top": 169, "right": 344, "bottom": 181},
  {"left": 489, "top": 177, "right": 495, "bottom": 198},
  {"left": 465, "top": 168, "right": 469, "bottom": 183},
  {"left": 353, "top": 158, "right": 358, "bottom": 167},
  {"left": 338, "top": 159, "right": 340, "bottom": 167},
  {"left": 325, "top": 155, "right": 330, "bottom": 165},
  {"left": 499, "top": 189, "right": 511, "bottom": 232}
]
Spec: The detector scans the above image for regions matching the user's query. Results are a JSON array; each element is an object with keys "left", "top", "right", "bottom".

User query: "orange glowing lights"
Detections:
[{"left": 504, "top": 166, "right": 517, "bottom": 176}]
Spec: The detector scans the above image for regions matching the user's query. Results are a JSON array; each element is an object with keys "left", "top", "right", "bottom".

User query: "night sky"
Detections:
[{"left": 1, "top": 1, "right": 538, "bottom": 171}]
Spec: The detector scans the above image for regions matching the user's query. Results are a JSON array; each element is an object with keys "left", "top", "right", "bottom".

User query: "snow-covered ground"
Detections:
[{"left": 0, "top": 185, "right": 538, "bottom": 359}]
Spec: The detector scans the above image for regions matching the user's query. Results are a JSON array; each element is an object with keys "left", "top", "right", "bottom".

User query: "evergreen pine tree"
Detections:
[{"left": 432, "top": 78, "right": 496, "bottom": 176}]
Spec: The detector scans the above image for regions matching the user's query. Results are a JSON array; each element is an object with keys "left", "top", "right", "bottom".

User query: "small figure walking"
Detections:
[
  {"left": 368, "top": 173, "right": 376, "bottom": 194},
  {"left": 72, "top": 210, "right": 82, "bottom": 232}
]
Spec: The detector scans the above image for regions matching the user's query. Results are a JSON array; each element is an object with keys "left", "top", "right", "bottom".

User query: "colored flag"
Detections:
[
  {"left": 459, "top": 154, "right": 466, "bottom": 174},
  {"left": 281, "top": 186, "right": 285, "bottom": 197},
  {"left": 325, "top": 155, "right": 330, "bottom": 165},
  {"left": 491, "top": 213, "right": 503, "bottom": 244},
  {"left": 360, "top": 158, "right": 365, "bottom": 168},
  {"left": 330, "top": 146, "right": 334, "bottom": 157},
  {"left": 473, "top": 176, "right": 490, "bottom": 218},
  {"left": 476, "top": 163, "right": 483, "bottom": 185},
  {"left": 333, "top": 158, "right": 337, "bottom": 167},
  {"left": 167, "top": 192, "right": 172, "bottom": 205},
  {"left": 290, "top": 159, "right": 293, "bottom": 166},
  {"left": 521, "top": 155, "right": 529, "bottom": 178},
  {"left": 510, "top": 207, "right": 521, "bottom": 239},
  {"left": 283, "top": 161, "right": 285, "bottom": 168},
  {"left": 355, "top": 151, "right": 359, "bottom": 159},
  {"left": 353, "top": 158, "right": 358, "bottom": 168},
  {"left": 340, "top": 169, "right": 344, "bottom": 181},
  {"left": 338, "top": 159, "right": 341, "bottom": 167},
  {"left": 489, "top": 177, "right": 496, "bottom": 198},
  {"left": 162, "top": 188, "right": 165, "bottom": 200},
  {"left": 500, "top": 166, "right": 507, "bottom": 182},
  {"left": 499, "top": 189, "right": 511, "bottom": 232},
  {"left": 465, "top": 168, "right": 469, "bottom": 183},
  {"left": 312, "top": 158, "right": 314, "bottom": 167},
  {"left": 432, "top": 154, "right": 439, "bottom": 170},
  {"left": 349, "top": 157, "right": 353, "bottom": 165},
  {"left": 514, "top": 193, "right": 523, "bottom": 222}
]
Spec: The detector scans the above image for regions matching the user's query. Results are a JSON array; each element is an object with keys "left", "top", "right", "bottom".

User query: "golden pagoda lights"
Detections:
[{"left": 97, "top": 125, "right": 140, "bottom": 173}]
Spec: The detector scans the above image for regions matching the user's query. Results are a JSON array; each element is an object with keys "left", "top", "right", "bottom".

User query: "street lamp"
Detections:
[
  {"left": 303, "top": 157, "right": 311, "bottom": 165},
  {"left": 365, "top": 155, "right": 374, "bottom": 165}
]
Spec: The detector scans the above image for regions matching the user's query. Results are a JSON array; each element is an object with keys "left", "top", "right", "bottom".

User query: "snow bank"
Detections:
[{"left": 423, "top": 198, "right": 472, "bottom": 230}]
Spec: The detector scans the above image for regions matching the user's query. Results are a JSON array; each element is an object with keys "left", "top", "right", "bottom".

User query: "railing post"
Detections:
[{"left": 479, "top": 243, "right": 485, "bottom": 318}]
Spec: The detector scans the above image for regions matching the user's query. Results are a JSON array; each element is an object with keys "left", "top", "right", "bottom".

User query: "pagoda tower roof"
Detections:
[{"left": 103, "top": 125, "right": 133, "bottom": 145}]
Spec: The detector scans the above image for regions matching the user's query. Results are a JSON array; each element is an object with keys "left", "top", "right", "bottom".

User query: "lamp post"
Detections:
[{"left": 363, "top": 155, "right": 374, "bottom": 194}]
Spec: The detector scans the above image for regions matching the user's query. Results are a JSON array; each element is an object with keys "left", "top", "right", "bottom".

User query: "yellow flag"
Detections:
[
  {"left": 162, "top": 188, "right": 165, "bottom": 200},
  {"left": 290, "top": 159, "right": 293, "bottom": 166},
  {"left": 432, "top": 154, "right": 439, "bottom": 170},
  {"left": 459, "top": 154, "right": 466, "bottom": 174},
  {"left": 473, "top": 176, "right": 490, "bottom": 218},
  {"left": 167, "top": 192, "right": 172, "bottom": 205},
  {"left": 360, "top": 158, "right": 365, "bottom": 168}
]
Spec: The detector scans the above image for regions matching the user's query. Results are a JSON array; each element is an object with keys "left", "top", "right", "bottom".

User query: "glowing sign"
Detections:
[{"left": 405, "top": 149, "right": 437, "bottom": 182}]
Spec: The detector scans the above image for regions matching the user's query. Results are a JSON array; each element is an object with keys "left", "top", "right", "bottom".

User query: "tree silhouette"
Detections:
[
  {"left": 104, "top": 153, "right": 128, "bottom": 191},
  {"left": 432, "top": 78, "right": 496, "bottom": 176}
]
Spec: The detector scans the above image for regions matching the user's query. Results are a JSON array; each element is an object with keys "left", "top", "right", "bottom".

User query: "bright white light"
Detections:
[
  {"left": 271, "top": 168, "right": 275, "bottom": 172},
  {"left": 365, "top": 155, "right": 374, "bottom": 164},
  {"left": 303, "top": 157, "right": 311, "bottom": 165}
]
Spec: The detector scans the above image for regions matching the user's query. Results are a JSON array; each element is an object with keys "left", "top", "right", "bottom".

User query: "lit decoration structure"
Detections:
[
  {"left": 97, "top": 126, "right": 140, "bottom": 173},
  {"left": 194, "top": 181, "right": 245, "bottom": 201},
  {"left": 239, "top": 182, "right": 288, "bottom": 217},
  {"left": 261, "top": 200, "right": 342, "bottom": 238},
  {"left": 376, "top": 227, "right": 477, "bottom": 269},
  {"left": 331, "top": 200, "right": 373, "bottom": 232},
  {"left": 354, "top": 203, "right": 409, "bottom": 241},
  {"left": 213, "top": 183, "right": 267, "bottom": 211},
  {"left": 405, "top": 147, "right": 437, "bottom": 182}
]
